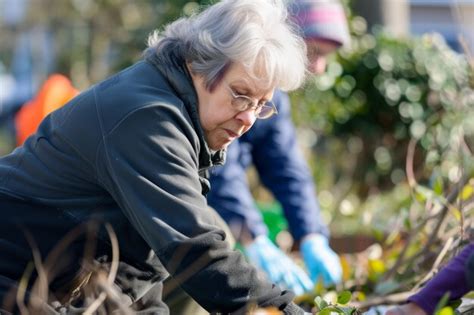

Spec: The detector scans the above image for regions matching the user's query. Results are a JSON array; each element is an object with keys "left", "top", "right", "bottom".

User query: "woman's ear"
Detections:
[
  {"left": 187, "top": 62, "right": 202, "bottom": 87},
  {"left": 186, "top": 62, "right": 194, "bottom": 76}
]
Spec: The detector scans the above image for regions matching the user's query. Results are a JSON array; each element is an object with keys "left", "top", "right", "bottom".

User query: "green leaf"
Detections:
[
  {"left": 372, "top": 228, "right": 385, "bottom": 242},
  {"left": 433, "top": 176, "right": 444, "bottom": 195},
  {"left": 447, "top": 298, "right": 462, "bottom": 310},
  {"left": 450, "top": 207, "right": 462, "bottom": 221},
  {"left": 315, "top": 296, "right": 328, "bottom": 310},
  {"left": 414, "top": 191, "right": 427, "bottom": 202},
  {"left": 434, "top": 292, "right": 451, "bottom": 314},
  {"left": 461, "top": 184, "right": 474, "bottom": 200},
  {"left": 436, "top": 306, "right": 454, "bottom": 315},
  {"left": 319, "top": 307, "right": 343, "bottom": 315},
  {"left": 368, "top": 259, "right": 386, "bottom": 282},
  {"left": 403, "top": 217, "right": 412, "bottom": 230},
  {"left": 318, "top": 309, "right": 332, "bottom": 315},
  {"left": 337, "top": 306, "right": 358, "bottom": 315},
  {"left": 337, "top": 291, "right": 352, "bottom": 305},
  {"left": 415, "top": 185, "right": 434, "bottom": 202},
  {"left": 313, "top": 276, "right": 325, "bottom": 295}
]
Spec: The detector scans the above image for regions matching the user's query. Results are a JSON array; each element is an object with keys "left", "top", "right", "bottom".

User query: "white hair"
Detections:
[{"left": 146, "top": 0, "right": 307, "bottom": 92}]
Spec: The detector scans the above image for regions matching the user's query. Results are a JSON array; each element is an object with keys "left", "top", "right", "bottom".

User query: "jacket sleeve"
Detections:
[
  {"left": 251, "top": 91, "right": 329, "bottom": 241},
  {"left": 408, "top": 243, "right": 474, "bottom": 315},
  {"left": 95, "top": 102, "right": 301, "bottom": 313},
  {"left": 207, "top": 141, "right": 269, "bottom": 240}
]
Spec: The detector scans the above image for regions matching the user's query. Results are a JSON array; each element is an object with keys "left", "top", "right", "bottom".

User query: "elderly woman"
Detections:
[{"left": 0, "top": 0, "right": 308, "bottom": 314}]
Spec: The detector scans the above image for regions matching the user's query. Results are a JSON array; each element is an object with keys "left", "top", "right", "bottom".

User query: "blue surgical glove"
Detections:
[
  {"left": 244, "top": 235, "right": 313, "bottom": 296},
  {"left": 300, "top": 233, "right": 342, "bottom": 286}
]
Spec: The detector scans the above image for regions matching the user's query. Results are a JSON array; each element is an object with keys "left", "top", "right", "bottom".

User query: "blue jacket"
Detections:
[{"left": 208, "top": 90, "right": 329, "bottom": 242}]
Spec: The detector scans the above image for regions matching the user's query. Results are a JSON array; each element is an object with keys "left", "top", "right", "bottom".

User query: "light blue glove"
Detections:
[
  {"left": 301, "top": 233, "right": 342, "bottom": 286},
  {"left": 244, "top": 235, "right": 313, "bottom": 296}
]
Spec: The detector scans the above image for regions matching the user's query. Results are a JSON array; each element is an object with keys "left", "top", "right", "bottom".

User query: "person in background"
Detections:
[
  {"left": 0, "top": 0, "right": 310, "bottom": 314},
  {"left": 207, "top": 0, "right": 351, "bottom": 295},
  {"left": 14, "top": 74, "right": 78, "bottom": 146},
  {"left": 385, "top": 242, "right": 474, "bottom": 315}
]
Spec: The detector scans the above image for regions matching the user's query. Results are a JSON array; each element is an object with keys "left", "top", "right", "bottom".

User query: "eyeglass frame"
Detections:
[{"left": 224, "top": 83, "right": 278, "bottom": 119}]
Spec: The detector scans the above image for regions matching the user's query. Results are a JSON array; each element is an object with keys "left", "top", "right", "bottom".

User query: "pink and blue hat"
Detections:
[{"left": 289, "top": 0, "right": 351, "bottom": 47}]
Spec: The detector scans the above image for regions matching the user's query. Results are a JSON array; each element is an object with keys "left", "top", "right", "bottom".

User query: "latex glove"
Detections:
[
  {"left": 300, "top": 233, "right": 342, "bottom": 286},
  {"left": 244, "top": 235, "right": 313, "bottom": 296}
]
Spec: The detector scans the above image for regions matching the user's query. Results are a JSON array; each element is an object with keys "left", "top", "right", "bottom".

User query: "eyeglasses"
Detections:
[{"left": 225, "top": 84, "right": 278, "bottom": 119}]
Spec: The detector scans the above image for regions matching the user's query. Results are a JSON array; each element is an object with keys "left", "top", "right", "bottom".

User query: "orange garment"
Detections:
[{"left": 15, "top": 74, "right": 78, "bottom": 146}]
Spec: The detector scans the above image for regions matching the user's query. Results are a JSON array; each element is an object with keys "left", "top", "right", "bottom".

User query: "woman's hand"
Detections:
[{"left": 385, "top": 303, "right": 427, "bottom": 315}]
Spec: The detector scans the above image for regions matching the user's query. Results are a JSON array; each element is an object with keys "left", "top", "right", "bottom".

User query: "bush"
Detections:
[{"left": 289, "top": 29, "right": 474, "bottom": 234}]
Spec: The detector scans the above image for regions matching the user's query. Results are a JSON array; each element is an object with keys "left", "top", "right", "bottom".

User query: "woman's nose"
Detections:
[
  {"left": 309, "top": 56, "right": 327, "bottom": 75},
  {"left": 235, "top": 108, "right": 257, "bottom": 127}
]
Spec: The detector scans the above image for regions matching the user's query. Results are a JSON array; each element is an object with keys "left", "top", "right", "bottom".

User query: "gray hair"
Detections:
[{"left": 146, "top": 0, "right": 307, "bottom": 92}]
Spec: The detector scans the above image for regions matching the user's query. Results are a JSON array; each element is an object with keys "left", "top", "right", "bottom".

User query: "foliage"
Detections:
[
  {"left": 284, "top": 13, "right": 474, "bottom": 314},
  {"left": 287, "top": 173, "right": 473, "bottom": 314},
  {"left": 289, "top": 22, "right": 474, "bottom": 234},
  {"left": 313, "top": 291, "right": 361, "bottom": 315},
  {"left": 1, "top": 2, "right": 473, "bottom": 313},
  {"left": 292, "top": 26, "right": 473, "bottom": 184},
  {"left": 0, "top": 0, "right": 213, "bottom": 90}
]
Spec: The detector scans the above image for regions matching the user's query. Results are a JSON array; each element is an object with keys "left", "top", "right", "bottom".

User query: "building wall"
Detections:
[{"left": 410, "top": 0, "right": 474, "bottom": 52}]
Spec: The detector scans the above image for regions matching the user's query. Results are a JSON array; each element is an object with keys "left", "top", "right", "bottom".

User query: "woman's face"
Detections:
[
  {"left": 306, "top": 39, "right": 339, "bottom": 74},
  {"left": 191, "top": 63, "right": 274, "bottom": 151}
]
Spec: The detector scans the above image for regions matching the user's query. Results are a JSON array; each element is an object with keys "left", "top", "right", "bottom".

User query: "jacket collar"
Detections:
[{"left": 144, "top": 44, "right": 225, "bottom": 169}]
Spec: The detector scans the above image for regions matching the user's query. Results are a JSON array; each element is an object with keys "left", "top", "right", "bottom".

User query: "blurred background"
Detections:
[
  {"left": 0, "top": 0, "right": 473, "bottom": 297},
  {"left": 1, "top": 0, "right": 473, "bottom": 238}
]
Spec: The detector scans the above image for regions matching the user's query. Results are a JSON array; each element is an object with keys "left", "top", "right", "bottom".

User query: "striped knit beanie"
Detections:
[{"left": 288, "top": 0, "right": 350, "bottom": 47}]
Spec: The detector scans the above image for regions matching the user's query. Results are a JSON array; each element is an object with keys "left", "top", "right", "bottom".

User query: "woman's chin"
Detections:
[{"left": 209, "top": 139, "right": 232, "bottom": 151}]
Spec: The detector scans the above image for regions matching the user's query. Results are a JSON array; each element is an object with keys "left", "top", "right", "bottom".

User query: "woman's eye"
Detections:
[{"left": 231, "top": 87, "right": 247, "bottom": 96}]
